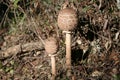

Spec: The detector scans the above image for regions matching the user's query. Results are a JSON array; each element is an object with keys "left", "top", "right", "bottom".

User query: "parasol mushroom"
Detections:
[
  {"left": 57, "top": 2, "right": 78, "bottom": 76},
  {"left": 45, "top": 37, "right": 58, "bottom": 80}
]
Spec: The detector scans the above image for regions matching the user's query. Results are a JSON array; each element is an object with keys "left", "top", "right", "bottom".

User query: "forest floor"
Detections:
[{"left": 0, "top": 0, "right": 120, "bottom": 80}]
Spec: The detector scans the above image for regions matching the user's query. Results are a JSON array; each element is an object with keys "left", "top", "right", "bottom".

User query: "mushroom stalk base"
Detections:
[
  {"left": 51, "top": 55, "right": 56, "bottom": 80},
  {"left": 65, "top": 31, "right": 71, "bottom": 76}
]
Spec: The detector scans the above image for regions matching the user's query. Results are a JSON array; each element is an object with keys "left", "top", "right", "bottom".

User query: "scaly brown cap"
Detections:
[
  {"left": 45, "top": 37, "right": 58, "bottom": 55},
  {"left": 57, "top": 7, "right": 78, "bottom": 31}
]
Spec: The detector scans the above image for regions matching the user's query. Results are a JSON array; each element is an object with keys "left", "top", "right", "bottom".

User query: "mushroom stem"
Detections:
[
  {"left": 50, "top": 55, "right": 56, "bottom": 80},
  {"left": 65, "top": 31, "right": 71, "bottom": 76}
]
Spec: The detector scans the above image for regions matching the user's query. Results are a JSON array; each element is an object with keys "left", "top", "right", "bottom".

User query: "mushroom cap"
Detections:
[
  {"left": 57, "top": 7, "right": 78, "bottom": 31},
  {"left": 45, "top": 37, "right": 58, "bottom": 55}
]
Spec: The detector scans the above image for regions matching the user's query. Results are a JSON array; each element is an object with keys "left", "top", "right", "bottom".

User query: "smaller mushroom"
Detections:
[{"left": 45, "top": 37, "right": 58, "bottom": 80}]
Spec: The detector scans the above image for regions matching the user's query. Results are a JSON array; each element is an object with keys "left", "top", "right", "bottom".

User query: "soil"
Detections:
[{"left": 0, "top": 0, "right": 120, "bottom": 80}]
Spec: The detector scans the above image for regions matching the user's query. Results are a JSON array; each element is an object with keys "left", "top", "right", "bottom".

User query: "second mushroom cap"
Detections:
[{"left": 45, "top": 37, "right": 58, "bottom": 55}]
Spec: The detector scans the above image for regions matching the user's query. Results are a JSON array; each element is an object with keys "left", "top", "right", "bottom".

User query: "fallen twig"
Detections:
[
  {"left": 98, "top": 0, "right": 102, "bottom": 9},
  {"left": 0, "top": 41, "right": 44, "bottom": 59},
  {"left": 103, "top": 19, "right": 108, "bottom": 31}
]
